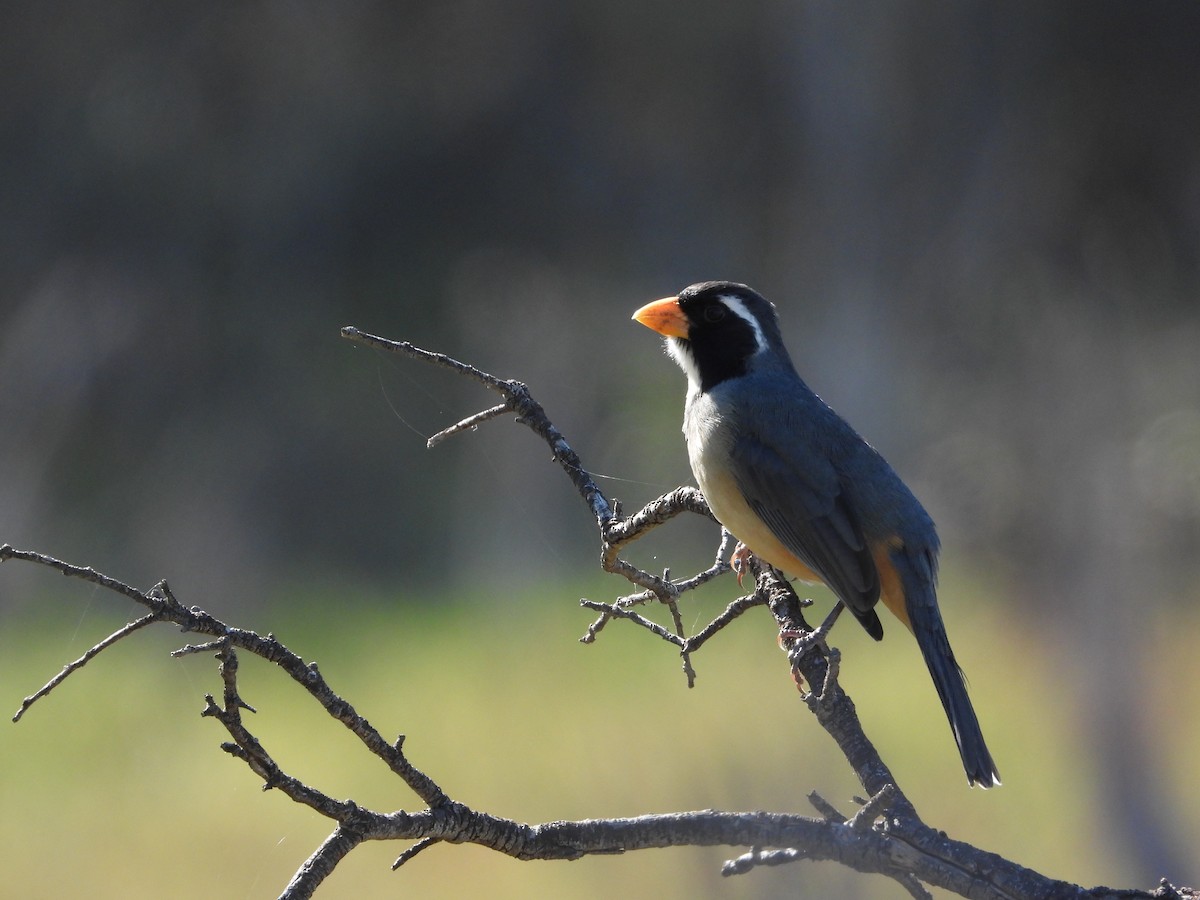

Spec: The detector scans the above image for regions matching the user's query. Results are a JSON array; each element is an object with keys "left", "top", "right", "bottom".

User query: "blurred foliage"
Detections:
[{"left": 3, "top": 1, "right": 1199, "bottom": 894}]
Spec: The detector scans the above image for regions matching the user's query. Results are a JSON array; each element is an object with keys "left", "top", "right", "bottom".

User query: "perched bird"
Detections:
[{"left": 633, "top": 281, "right": 1000, "bottom": 788}]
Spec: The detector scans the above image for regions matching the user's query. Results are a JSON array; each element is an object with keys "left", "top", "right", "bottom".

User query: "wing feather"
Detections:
[{"left": 730, "top": 430, "right": 883, "bottom": 637}]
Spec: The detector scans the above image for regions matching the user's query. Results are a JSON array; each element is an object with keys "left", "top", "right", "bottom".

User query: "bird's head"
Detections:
[{"left": 632, "top": 281, "right": 790, "bottom": 393}]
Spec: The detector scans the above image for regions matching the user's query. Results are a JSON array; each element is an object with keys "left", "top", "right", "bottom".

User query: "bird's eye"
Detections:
[{"left": 703, "top": 304, "right": 726, "bottom": 324}]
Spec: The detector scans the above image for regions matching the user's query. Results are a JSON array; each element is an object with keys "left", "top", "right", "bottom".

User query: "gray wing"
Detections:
[{"left": 729, "top": 429, "right": 883, "bottom": 639}]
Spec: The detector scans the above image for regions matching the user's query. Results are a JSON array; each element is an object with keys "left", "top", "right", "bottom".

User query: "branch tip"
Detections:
[
  {"left": 392, "top": 837, "right": 440, "bottom": 870},
  {"left": 846, "top": 784, "right": 897, "bottom": 832},
  {"left": 807, "top": 791, "right": 845, "bottom": 824}
]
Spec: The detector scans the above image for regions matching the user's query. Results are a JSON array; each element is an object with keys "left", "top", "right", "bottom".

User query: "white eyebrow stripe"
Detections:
[{"left": 720, "top": 294, "right": 768, "bottom": 353}]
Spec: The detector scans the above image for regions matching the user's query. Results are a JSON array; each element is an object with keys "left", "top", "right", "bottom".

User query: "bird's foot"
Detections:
[
  {"left": 779, "top": 602, "right": 844, "bottom": 664},
  {"left": 731, "top": 542, "right": 754, "bottom": 587},
  {"left": 781, "top": 605, "right": 845, "bottom": 700}
]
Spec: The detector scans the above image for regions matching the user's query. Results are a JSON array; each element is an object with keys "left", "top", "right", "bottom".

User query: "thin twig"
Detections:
[
  {"left": 171, "top": 639, "right": 230, "bottom": 657},
  {"left": 681, "top": 592, "right": 767, "bottom": 654},
  {"left": 806, "top": 791, "right": 846, "bottom": 824},
  {"left": 1, "top": 543, "right": 154, "bottom": 604},
  {"left": 392, "top": 837, "right": 441, "bottom": 870},
  {"left": 578, "top": 599, "right": 685, "bottom": 646},
  {"left": 847, "top": 783, "right": 898, "bottom": 833},
  {"left": 582, "top": 516, "right": 737, "bottom": 646},
  {"left": 660, "top": 574, "right": 698, "bottom": 686},
  {"left": 340, "top": 329, "right": 616, "bottom": 529},
  {"left": 3, "top": 543, "right": 450, "bottom": 811},
  {"left": 12, "top": 611, "right": 160, "bottom": 722},
  {"left": 426, "top": 402, "right": 513, "bottom": 448},
  {"left": 340, "top": 329, "right": 511, "bottom": 394}
]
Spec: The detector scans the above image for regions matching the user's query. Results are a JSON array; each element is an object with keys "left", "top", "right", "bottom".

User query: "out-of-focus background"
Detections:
[{"left": 3, "top": 3, "right": 1199, "bottom": 898}]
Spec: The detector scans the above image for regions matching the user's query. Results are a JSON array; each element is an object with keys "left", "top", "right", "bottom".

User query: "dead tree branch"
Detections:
[{"left": 2, "top": 330, "right": 1194, "bottom": 900}]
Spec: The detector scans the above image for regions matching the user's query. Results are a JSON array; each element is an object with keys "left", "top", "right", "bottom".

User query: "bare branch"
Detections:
[
  {"left": 1, "top": 543, "right": 152, "bottom": 603},
  {"left": 680, "top": 590, "right": 767, "bottom": 654},
  {"left": 282, "top": 824, "right": 368, "bottom": 900},
  {"left": 340, "top": 327, "right": 615, "bottom": 529},
  {"left": 3, "top": 543, "right": 449, "bottom": 810},
  {"left": 578, "top": 598, "right": 685, "bottom": 646},
  {"left": 339, "top": 328, "right": 511, "bottom": 394},
  {"left": 7, "top": 338, "right": 1196, "bottom": 900}
]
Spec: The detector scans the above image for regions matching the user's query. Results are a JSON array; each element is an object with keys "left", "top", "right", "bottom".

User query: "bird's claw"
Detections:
[
  {"left": 731, "top": 542, "right": 754, "bottom": 587},
  {"left": 780, "top": 602, "right": 845, "bottom": 670}
]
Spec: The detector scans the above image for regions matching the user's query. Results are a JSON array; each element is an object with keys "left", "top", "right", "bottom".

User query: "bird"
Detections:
[{"left": 632, "top": 281, "right": 1000, "bottom": 788}]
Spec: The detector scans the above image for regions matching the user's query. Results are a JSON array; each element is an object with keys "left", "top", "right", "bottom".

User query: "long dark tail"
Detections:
[{"left": 895, "top": 555, "right": 1001, "bottom": 788}]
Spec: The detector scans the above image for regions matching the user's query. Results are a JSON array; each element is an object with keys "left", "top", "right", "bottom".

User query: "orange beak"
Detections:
[{"left": 632, "top": 296, "right": 689, "bottom": 339}]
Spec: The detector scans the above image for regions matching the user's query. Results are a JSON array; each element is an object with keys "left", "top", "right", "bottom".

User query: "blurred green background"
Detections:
[{"left": 3, "top": 3, "right": 1199, "bottom": 898}]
